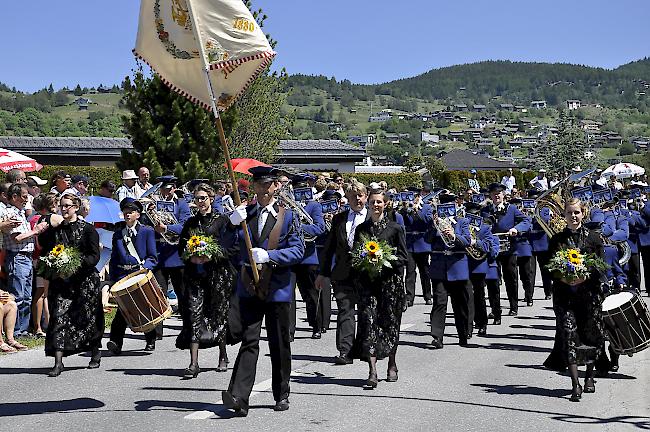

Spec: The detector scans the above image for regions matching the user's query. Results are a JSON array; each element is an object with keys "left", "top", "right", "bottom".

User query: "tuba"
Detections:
[{"left": 275, "top": 186, "right": 316, "bottom": 243}]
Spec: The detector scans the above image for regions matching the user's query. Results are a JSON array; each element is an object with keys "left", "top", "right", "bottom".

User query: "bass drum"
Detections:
[{"left": 601, "top": 291, "right": 650, "bottom": 356}]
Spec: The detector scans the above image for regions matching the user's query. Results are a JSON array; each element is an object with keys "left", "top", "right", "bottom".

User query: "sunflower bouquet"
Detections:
[
  {"left": 38, "top": 244, "right": 82, "bottom": 279},
  {"left": 546, "top": 248, "right": 608, "bottom": 286},
  {"left": 351, "top": 234, "right": 398, "bottom": 279},
  {"left": 182, "top": 231, "right": 222, "bottom": 261}
]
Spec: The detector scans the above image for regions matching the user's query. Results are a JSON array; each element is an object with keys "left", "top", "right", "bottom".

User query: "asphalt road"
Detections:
[{"left": 1, "top": 275, "right": 649, "bottom": 432}]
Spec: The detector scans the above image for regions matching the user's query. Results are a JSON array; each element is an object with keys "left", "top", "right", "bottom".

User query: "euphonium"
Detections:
[
  {"left": 433, "top": 212, "right": 456, "bottom": 249},
  {"left": 138, "top": 196, "right": 181, "bottom": 245},
  {"left": 466, "top": 224, "right": 487, "bottom": 260},
  {"left": 275, "top": 187, "right": 316, "bottom": 242}
]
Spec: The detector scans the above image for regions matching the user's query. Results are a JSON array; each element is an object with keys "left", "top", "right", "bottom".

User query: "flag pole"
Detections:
[{"left": 186, "top": 0, "right": 259, "bottom": 283}]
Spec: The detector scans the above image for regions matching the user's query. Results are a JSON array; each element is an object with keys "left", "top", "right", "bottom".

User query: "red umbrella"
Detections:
[
  {"left": 225, "top": 158, "right": 269, "bottom": 175},
  {"left": 0, "top": 149, "right": 42, "bottom": 172}
]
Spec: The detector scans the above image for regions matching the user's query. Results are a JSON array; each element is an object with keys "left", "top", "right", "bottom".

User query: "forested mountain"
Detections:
[{"left": 287, "top": 58, "right": 650, "bottom": 111}]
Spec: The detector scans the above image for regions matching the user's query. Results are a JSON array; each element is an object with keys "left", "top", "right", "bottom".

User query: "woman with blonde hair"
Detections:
[{"left": 547, "top": 198, "right": 606, "bottom": 402}]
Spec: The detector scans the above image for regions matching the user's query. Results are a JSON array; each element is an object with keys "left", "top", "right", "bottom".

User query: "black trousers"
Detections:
[
  {"left": 228, "top": 299, "right": 291, "bottom": 406},
  {"left": 627, "top": 252, "right": 641, "bottom": 291},
  {"left": 293, "top": 264, "right": 321, "bottom": 332},
  {"left": 430, "top": 279, "right": 470, "bottom": 344},
  {"left": 470, "top": 273, "right": 488, "bottom": 329},
  {"left": 332, "top": 281, "right": 358, "bottom": 357},
  {"left": 517, "top": 255, "right": 534, "bottom": 302},
  {"left": 640, "top": 246, "right": 650, "bottom": 294},
  {"left": 153, "top": 267, "right": 185, "bottom": 303},
  {"left": 486, "top": 277, "right": 502, "bottom": 319},
  {"left": 405, "top": 252, "right": 432, "bottom": 303},
  {"left": 532, "top": 251, "right": 553, "bottom": 297},
  {"left": 317, "top": 276, "right": 332, "bottom": 331},
  {"left": 109, "top": 309, "right": 160, "bottom": 347},
  {"left": 498, "top": 254, "right": 519, "bottom": 311}
]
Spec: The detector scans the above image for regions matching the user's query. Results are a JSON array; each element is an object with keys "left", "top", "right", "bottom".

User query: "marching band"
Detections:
[{"left": 35, "top": 165, "right": 650, "bottom": 413}]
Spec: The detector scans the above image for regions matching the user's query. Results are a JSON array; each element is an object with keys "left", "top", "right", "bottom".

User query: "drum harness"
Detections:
[{"left": 122, "top": 225, "right": 144, "bottom": 271}]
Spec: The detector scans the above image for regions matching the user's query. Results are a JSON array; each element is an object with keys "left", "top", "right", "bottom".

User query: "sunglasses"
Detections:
[{"left": 194, "top": 195, "right": 209, "bottom": 202}]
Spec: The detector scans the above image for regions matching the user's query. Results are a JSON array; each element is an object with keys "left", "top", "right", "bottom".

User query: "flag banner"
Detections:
[{"left": 134, "top": 0, "right": 276, "bottom": 111}]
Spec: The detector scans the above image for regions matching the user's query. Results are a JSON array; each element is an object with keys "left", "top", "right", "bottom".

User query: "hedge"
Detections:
[
  {"left": 32, "top": 165, "right": 122, "bottom": 194},
  {"left": 438, "top": 170, "right": 538, "bottom": 194},
  {"left": 343, "top": 173, "right": 423, "bottom": 191}
]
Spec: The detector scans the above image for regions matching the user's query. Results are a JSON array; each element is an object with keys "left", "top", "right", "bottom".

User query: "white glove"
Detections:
[
  {"left": 252, "top": 247, "right": 270, "bottom": 264},
  {"left": 229, "top": 205, "right": 247, "bottom": 225}
]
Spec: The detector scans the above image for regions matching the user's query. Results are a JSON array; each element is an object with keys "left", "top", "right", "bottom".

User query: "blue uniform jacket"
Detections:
[
  {"left": 529, "top": 207, "right": 549, "bottom": 252},
  {"left": 110, "top": 223, "right": 158, "bottom": 281},
  {"left": 236, "top": 203, "right": 305, "bottom": 302},
  {"left": 427, "top": 217, "right": 471, "bottom": 281},
  {"left": 638, "top": 202, "right": 650, "bottom": 247},
  {"left": 468, "top": 223, "right": 498, "bottom": 274},
  {"left": 401, "top": 204, "right": 433, "bottom": 253},
  {"left": 212, "top": 196, "right": 225, "bottom": 215},
  {"left": 592, "top": 208, "right": 629, "bottom": 286},
  {"left": 155, "top": 197, "right": 191, "bottom": 268},
  {"left": 299, "top": 200, "right": 326, "bottom": 266},
  {"left": 627, "top": 210, "right": 645, "bottom": 254},
  {"left": 482, "top": 203, "right": 532, "bottom": 256}
]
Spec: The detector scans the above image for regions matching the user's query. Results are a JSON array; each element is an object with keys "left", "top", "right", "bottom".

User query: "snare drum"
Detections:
[
  {"left": 110, "top": 269, "right": 172, "bottom": 333},
  {"left": 601, "top": 291, "right": 650, "bottom": 356}
]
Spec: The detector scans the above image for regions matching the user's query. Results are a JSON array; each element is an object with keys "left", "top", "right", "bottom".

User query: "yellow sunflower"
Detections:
[
  {"left": 51, "top": 244, "right": 65, "bottom": 257},
  {"left": 365, "top": 241, "right": 379, "bottom": 253},
  {"left": 567, "top": 249, "right": 582, "bottom": 265},
  {"left": 188, "top": 236, "right": 201, "bottom": 248}
]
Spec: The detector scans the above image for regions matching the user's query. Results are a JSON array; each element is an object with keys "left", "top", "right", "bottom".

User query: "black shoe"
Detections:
[
  {"left": 216, "top": 356, "right": 229, "bottom": 372},
  {"left": 273, "top": 398, "right": 290, "bottom": 411},
  {"left": 570, "top": 384, "right": 583, "bottom": 402},
  {"left": 88, "top": 350, "right": 101, "bottom": 369},
  {"left": 610, "top": 364, "right": 619, "bottom": 372},
  {"left": 487, "top": 312, "right": 495, "bottom": 319},
  {"left": 222, "top": 391, "right": 248, "bottom": 417},
  {"left": 144, "top": 342, "right": 155, "bottom": 352},
  {"left": 545, "top": 295, "right": 552, "bottom": 300},
  {"left": 425, "top": 299, "right": 433, "bottom": 305},
  {"left": 106, "top": 340, "right": 121, "bottom": 355},
  {"left": 467, "top": 332, "right": 473, "bottom": 340},
  {"left": 184, "top": 364, "right": 200, "bottom": 378},
  {"left": 430, "top": 338, "right": 443, "bottom": 349},
  {"left": 478, "top": 327, "right": 487, "bottom": 336},
  {"left": 508, "top": 309, "right": 518, "bottom": 316},
  {"left": 493, "top": 318, "right": 502, "bottom": 325},
  {"left": 584, "top": 377, "right": 595, "bottom": 393},
  {"left": 321, "top": 328, "right": 328, "bottom": 334},
  {"left": 334, "top": 355, "right": 353, "bottom": 365},
  {"left": 311, "top": 330, "right": 322, "bottom": 339},
  {"left": 459, "top": 338, "right": 469, "bottom": 347},
  {"left": 526, "top": 300, "right": 533, "bottom": 307},
  {"left": 48, "top": 364, "right": 64, "bottom": 377},
  {"left": 407, "top": 300, "right": 414, "bottom": 307},
  {"left": 364, "top": 372, "right": 378, "bottom": 389}
]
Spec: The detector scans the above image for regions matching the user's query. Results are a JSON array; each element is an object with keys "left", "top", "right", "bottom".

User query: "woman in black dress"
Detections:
[
  {"left": 548, "top": 198, "right": 606, "bottom": 402},
  {"left": 177, "top": 184, "right": 237, "bottom": 378},
  {"left": 39, "top": 193, "right": 103, "bottom": 377},
  {"left": 352, "top": 189, "right": 408, "bottom": 388}
]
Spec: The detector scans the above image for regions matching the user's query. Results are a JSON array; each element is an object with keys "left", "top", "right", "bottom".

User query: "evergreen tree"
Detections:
[
  {"left": 540, "top": 110, "right": 587, "bottom": 174},
  {"left": 118, "top": 2, "right": 288, "bottom": 182},
  {"left": 73, "top": 84, "right": 83, "bottom": 96}
]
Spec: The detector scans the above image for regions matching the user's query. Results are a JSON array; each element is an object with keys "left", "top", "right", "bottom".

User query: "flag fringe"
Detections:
[{"left": 132, "top": 49, "right": 276, "bottom": 112}]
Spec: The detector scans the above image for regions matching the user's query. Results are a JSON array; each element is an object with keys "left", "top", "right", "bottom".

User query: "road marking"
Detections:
[{"left": 186, "top": 326, "right": 415, "bottom": 419}]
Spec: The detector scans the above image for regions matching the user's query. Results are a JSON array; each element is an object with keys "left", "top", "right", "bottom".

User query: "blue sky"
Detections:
[{"left": 2, "top": 0, "right": 647, "bottom": 92}]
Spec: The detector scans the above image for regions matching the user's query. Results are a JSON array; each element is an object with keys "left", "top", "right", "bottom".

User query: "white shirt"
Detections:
[
  {"left": 257, "top": 201, "right": 278, "bottom": 236},
  {"left": 595, "top": 176, "right": 609, "bottom": 188},
  {"left": 500, "top": 175, "right": 516, "bottom": 194},
  {"left": 529, "top": 176, "right": 548, "bottom": 191},
  {"left": 345, "top": 207, "right": 367, "bottom": 246}
]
